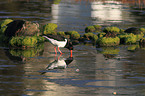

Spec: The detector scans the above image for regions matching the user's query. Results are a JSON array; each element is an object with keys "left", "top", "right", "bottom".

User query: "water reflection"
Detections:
[
  {"left": 41, "top": 55, "right": 73, "bottom": 74},
  {"left": 0, "top": 0, "right": 145, "bottom": 96}
]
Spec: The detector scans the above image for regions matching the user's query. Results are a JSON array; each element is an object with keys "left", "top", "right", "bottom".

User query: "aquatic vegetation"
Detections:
[
  {"left": 103, "top": 26, "right": 120, "bottom": 37},
  {"left": 136, "top": 33, "right": 144, "bottom": 41},
  {"left": 139, "top": 28, "right": 145, "bottom": 34},
  {"left": 93, "top": 25, "right": 102, "bottom": 30},
  {"left": 98, "top": 32, "right": 106, "bottom": 38},
  {"left": 97, "top": 37, "right": 120, "bottom": 47},
  {"left": 0, "top": 19, "right": 13, "bottom": 34},
  {"left": 43, "top": 23, "right": 57, "bottom": 35},
  {"left": 139, "top": 38, "right": 145, "bottom": 47},
  {"left": 83, "top": 32, "right": 98, "bottom": 42},
  {"left": 120, "top": 29, "right": 125, "bottom": 34},
  {"left": 65, "top": 31, "right": 80, "bottom": 39},
  {"left": 9, "top": 36, "right": 44, "bottom": 48},
  {"left": 57, "top": 31, "right": 66, "bottom": 37},
  {"left": 85, "top": 25, "right": 102, "bottom": 33},
  {"left": 119, "top": 33, "right": 137, "bottom": 44},
  {"left": 85, "top": 26, "right": 96, "bottom": 33},
  {"left": 20, "top": 36, "right": 38, "bottom": 47}
]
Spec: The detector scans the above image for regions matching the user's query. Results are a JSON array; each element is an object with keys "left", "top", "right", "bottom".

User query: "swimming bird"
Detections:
[{"left": 42, "top": 34, "right": 73, "bottom": 56}]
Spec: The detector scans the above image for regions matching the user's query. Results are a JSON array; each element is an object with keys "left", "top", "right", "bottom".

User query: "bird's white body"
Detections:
[{"left": 43, "top": 36, "right": 67, "bottom": 47}]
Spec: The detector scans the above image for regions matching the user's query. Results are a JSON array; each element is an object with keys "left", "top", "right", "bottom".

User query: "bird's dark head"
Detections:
[{"left": 65, "top": 41, "right": 73, "bottom": 50}]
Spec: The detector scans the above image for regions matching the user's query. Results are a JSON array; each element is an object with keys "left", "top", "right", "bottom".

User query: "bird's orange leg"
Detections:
[
  {"left": 54, "top": 47, "right": 57, "bottom": 56},
  {"left": 57, "top": 47, "right": 63, "bottom": 54},
  {"left": 70, "top": 50, "right": 73, "bottom": 57}
]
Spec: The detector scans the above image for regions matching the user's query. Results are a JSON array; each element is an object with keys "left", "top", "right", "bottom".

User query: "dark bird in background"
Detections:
[{"left": 42, "top": 35, "right": 73, "bottom": 57}]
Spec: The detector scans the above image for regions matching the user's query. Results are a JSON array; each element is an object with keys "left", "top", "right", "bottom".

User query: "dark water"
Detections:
[{"left": 0, "top": 0, "right": 145, "bottom": 96}]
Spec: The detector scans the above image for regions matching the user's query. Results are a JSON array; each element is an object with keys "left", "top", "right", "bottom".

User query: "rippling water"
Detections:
[{"left": 0, "top": 0, "right": 145, "bottom": 96}]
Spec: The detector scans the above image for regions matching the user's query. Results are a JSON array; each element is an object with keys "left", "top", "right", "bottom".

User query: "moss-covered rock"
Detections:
[
  {"left": 4, "top": 20, "right": 40, "bottom": 39},
  {"left": 83, "top": 32, "right": 98, "bottom": 42},
  {"left": 139, "top": 38, "right": 145, "bottom": 48},
  {"left": 97, "top": 37, "right": 120, "bottom": 47},
  {"left": 0, "top": 19, "right": 13, "bottom": 34},
  {"left": 93, "top": 25, "right": 102, "bottom": 30},
  {"left": 98, "top": 32, "right": 106, "bottom": 38},
  {"left": 139, "top": 28, "right": 145, "bottom": 34},
  {"left": 85, "top": 26, "right": 96, "bottom": 33},
  {"left": 136, "top": 33, "right": 144, "bottom": 41},
  {"left": 43, "top": 23, "right": 57, "bottom": 35},
  {"left": 57, "top": 31, "right": 66, "bottom": 37},
  {"left": 120, "top": 29, "right": 125, "bottom": 34},
  {"left": 22, "top": 37, "right": 37, "bottom": 47},
  {"left": 119, "top": 33, "right": 137, "bottom": 44},
  {"left": 103, "top": 26, "right": 120, "bottom": 37},
  {"left": 65, "top": 31, "right": 80, "bottom": 39},
  {"left": 9, "top": 36, "right": 44, "bottom": 48}
]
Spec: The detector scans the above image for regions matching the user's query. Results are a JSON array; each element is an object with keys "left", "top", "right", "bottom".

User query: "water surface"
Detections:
[{"left": 0, "top": 0, "right": 145, "bottom": 96}]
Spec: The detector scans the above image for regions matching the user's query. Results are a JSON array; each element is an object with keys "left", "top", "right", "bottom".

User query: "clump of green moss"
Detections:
[
  {"left": 85, "top": 25, "right": 102, "bottom": 33},
  {"left": 139, "top": 28, "right": 145, "bottom": 34},
  {"left": 57, "top": 31, "right": 66, "bottom": 37},
  {"left": 97, "top": 37, "right": 120, "bottom": 47},
  {"left": 98, "top": 32, "right": 106, "bottom": 38},
  {"left": 93, "top": 25, "right": 102, "bottom": 30},
  {"left": 93, "top": 25, "right": 102, "bottom": 32},
  {"left": 83, "top": 32, "right": 98, "bottom": 42},
  {"left": 139, "top": 38, "right": 145, "bottom": 48},
  {"left": 120, "top": 29, "right": 125, "bottom": 34},
  {"left": 22, "top": 37, "right": 37, "bottom": 47},
  {"left": 36, "top": 36, "right": 45, "bottom": 43},
  {"left": 43, "top": 23, "right": 57, "bottom": 35},
  {"left": 0, "top": 19, "right": 13, "bottom": 34},
  {"left": 136, "top": 33, "right": 144, "bottom": 41},
  {"left": 9, "top": 36, "right": 23, "bottom": 47},
  {"left": 9, "top": 36, "right": 44, "bottom": 48},
  {"left": 65, "top": 31, "right": 80, "bottom": 39},
  {"left": 85, "top": 26, "right": 96, "bottom": 33},
  {"left": 103, "top": 26, "right": 120, "bottom": 37},
  {"left": 119, "top": 33, "right": 137, "bottom": 44}
]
